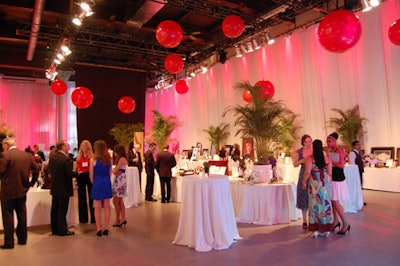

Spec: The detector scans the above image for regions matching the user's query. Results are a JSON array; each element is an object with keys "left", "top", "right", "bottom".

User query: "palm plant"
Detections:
[
  {"left": 203, "top": 123, "right": 230, "bottom": 152},
  {"left": 147, "top": 110, "right": 181, "bottom": 149},
  {"left": 327, "top": 104, "right": 368, "bottom": 151},
  {"left": 109, "top": 122, "right": 144, "bottom": 151},
  {"left": 224, "top": 81, "right": 299, "bottom": 163}
]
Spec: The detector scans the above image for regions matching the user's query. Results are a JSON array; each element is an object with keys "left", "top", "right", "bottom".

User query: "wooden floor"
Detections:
[{"left": 1, "top": 189, "right": 399, "bottom": 266}]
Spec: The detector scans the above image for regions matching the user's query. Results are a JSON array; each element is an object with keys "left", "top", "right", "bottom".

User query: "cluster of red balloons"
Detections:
[
  {"left": 164, "top": 54, "right": 184, "bottom": 74},
  {"left": 156, "top": 20, "right": 183, "bottom": 48},
  {"left": 222, "top": 15, "right": 245, "bottom": 38},
  {"left": 242, "top": 80, "right": 275, "bottom": 103},
  {"left": 175, "top": 79, "right": 189, "bottom": 94},
  {"left": 389, "top": 19, "right": 400, "bottom": 46},
  {"left": 118, "top": 96, "right": 136, "bottom": 114},
  {"left": 318, "top": 10, "right": 362, "bottom": 53},
  {"left": 71, "top": 87, "right": 93, "bottom": 109},
  {"left": 50, "top": 80, "right": 67, "bottom": 95}
]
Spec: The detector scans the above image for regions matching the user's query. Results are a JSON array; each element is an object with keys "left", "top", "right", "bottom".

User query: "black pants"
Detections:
[
  {"left": 51, "top": 196, "right": 69, "bottom": 235},
  {"left": 160, "top": 177, "right": 171, "bottom": 202},
  {"left": 145, "top": 173, "right": 155, "bottom": 200},
  {"left": 77, "top": 172, "right": 95, "bottom": 223},
  {"left": 1, "top": 196, "right": 27, "bottom": 247}
]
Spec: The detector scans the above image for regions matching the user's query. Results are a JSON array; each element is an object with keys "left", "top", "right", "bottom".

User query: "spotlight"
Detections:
[
  {"left": 361, "top": 0, "right": 372, "bottom": 12},
  {"left": 266, "top": 32, "right": 275, "bottom": 45},
  {"left": 239, "top": 44, "right": 247, "bottom": 54},
  {"left": 246, "top": 41, "right": 254, "bottom": 53},
  {"left": 252, "top": 39, "right": 260, "bottom": 50},
  {"left": 201, "top": 66, "right": 208, "bottom": 74},
  {"left": 370, "top": 0, "right": 380, "bottom": 7},
  {"left": 235, "top": 45, "right": 242, "bottom": 57},
  {"left": 190, "top": 72, "right": 196, "bottom": 77}
]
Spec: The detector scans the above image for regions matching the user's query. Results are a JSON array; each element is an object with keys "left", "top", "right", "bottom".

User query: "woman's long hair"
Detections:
[
  {"left": 93, "top": 140, "right": 111, "bottom": 165},
  {"left": 313, "top": 139, "right": 326, "bottom": 169},
  {"left": 77, "top": 140, "right": 93, "bottom": 161},
  {"left": 113, "top": 144, "right": 127, "bottom": 165}
]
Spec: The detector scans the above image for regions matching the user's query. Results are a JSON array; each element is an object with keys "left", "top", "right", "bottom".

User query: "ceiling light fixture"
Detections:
[
  {"left": 235, "top": 45, "right": 242, "bottom": 57},
  {"left": 369, "top": 0, "right": 380, "bottom": 7},
  {"left": 246, "top": 41, "right": 254, "bottom": 53},
  {"left": 72, "top": 1, "right": 96, "bottom": 26},
  {"left": 266, "top": 32, "right": 275, "bottom": 45},
  {"left": 252, "top": 39, "right": 260, "bottom": 50},
  {"left": 361, "top": 0, "right": 372, "bottom": 12}
]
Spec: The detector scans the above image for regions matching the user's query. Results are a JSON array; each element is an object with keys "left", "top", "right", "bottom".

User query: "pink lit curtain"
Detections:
[
  {"left": 145, "top": 0, "right": 400, "bottom": 154},
  {"left": 0, "top": 78, "right": 76, "bottom": 151}
]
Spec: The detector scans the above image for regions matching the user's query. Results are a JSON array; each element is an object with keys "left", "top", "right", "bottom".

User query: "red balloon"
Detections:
[
  {"left": 389, "top": 19, "right": 400, "bottom": 46},
  {"left": 318, "top": 10, "right": 362, "bottom": 53},
  {"left": 164, "top": 54, "right": 184, "bottom": 74},
  {"left": 242, "top": 89, "right": 253, "bottom": 103},
  {"left": 175, "top": 80, "right": 189, "bottom": 94},
  {"left": 156, "top": 20, "right": 183, "bottom": 48},
  {"left": 71, "top": 87, "right": 93, "bottom": 109},
  {"left": 222, "top": 15, "right": 245, "bottom": 38},
  {"left": 50, "top": 80, "right": 67, "bottom": 95},
  {"left": 255, "top": 80, "right": 275, "bottom": 100},
  {"left": 118, "top": 96, "right": 136, "bottom": 114}
]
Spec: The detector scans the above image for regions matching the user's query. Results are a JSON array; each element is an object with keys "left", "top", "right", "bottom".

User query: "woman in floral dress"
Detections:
[
  {"left": 112, "top": 144, "right": 128, "bottom": 227},
  {"left": 302, "top": 139, "right": 334, "bottom": 238}
]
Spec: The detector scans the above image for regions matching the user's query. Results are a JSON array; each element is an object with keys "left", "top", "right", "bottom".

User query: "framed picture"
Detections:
[
  {"left": 242, "top": 137, "right": 254, "bottom": 159},
  {"left": 181, "top": 150, "right": 188, "bottom": 159},
  {"left": 202, "top": 149, "right": 209, "bottom": 157},
  {"left": 370, "top": 147, "right": 395, "bottom": 160}
]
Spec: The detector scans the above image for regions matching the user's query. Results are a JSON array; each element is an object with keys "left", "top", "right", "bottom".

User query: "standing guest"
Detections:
[
  {"left": 48, "top": 140, "right": 76, "bottom": 236},
  {"left": 292, "top": 134, "right": 313, "bottom": 229},
  {"left": 155, "top": 144, "right": 177, "bottom": 203},
  {"left": 326, "top": 133, "right": 351, "bottom": 235},
  {"left": 75, "top": 140, "right": 95, "bottom": 224},
  {"left": 0, "top": 137, "right": 40, "bottom": 249},
  {"left": 302, "top": 139, "right": 334, "bottom": 238},
  {"left": 230, "top": 143, "right": 241, "bottom": 162},
  {"left": 33, "top": 144, "right": 45, "bottom": 161},
  {"left": 90, "top": 140, "right": 113, "bottom": 237},
  {"left": 349, "top": 140, "right": 366, "bottom": 206},
  {"left": 112, "top": 144, "right": 128, "bottom": 227},
  {"left": 218, "top": 145, "right": 227, "bottom": 160},
  {"left": 144, "top": 142, "right": 157, "bottom": 202},
  {"left": 128, "top": 142, "right": 143, "bottom": 188}
]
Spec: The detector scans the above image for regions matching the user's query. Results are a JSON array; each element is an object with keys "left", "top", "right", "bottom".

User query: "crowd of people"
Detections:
[
  {"left": 0, "top": 137, "right": 177, "bottom": 248},
  {"left": 293, "top": 132, "right": 361, "bottom": 238}
]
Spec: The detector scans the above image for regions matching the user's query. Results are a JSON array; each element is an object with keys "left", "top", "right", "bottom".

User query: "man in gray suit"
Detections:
[
  {"left": 48, "top": 140, "right": 76, "bottom": 236},
  {"left": 0, "top": 137, "right": 40, "bottom": 249},
  {"left": 155, "top": 144, "right": 176, "bottom": 203}
]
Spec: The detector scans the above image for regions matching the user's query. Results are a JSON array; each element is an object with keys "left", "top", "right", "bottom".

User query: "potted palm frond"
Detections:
[
  {"left": 0, "top": 109, "right": 14, "bottom": 152},
  {"left": 224, "top": 81, "right": 299, "bottom": 163},
  {"left": 147, "top": 110, "right": 181, "bottom": 150},
  {"left": 109, "top": 122, "right": 144, "bottom": 151},
  {"left": 327, "top": 105, "right": 368, "bottom": 151},
  {"left": 202, "top": 123, "right": 230, "bottom": 152}
]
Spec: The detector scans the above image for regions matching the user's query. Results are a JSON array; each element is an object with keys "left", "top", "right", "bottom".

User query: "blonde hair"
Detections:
[
  {"left": 77, "top": 140, "right": 93, "bottom": 161},
  {"left": 93, "top": 140, "right": 111, "bottom": 165}
]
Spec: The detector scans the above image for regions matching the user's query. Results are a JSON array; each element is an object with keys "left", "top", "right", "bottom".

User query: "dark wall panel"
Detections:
[{"left": 75, "top": 65, "right": 146, "bottom": 148}]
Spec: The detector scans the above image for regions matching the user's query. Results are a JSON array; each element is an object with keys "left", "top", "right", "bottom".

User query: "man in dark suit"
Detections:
[
  {"left": 349, "top": 140, "right": 367, "bottom": 206},
  {"left": 48, "top": 140, "right": 76, "bottom": 236},
  {"left": 0, "top": 137, "right": 40, "bottom": 249},
  {"left": 144, "top": 142, "right": 157, "bottom": 202},
  {"left": 128, "top": 143, "right": 143, "bottom": 188},
  {"left": 155, "top": 144, "right": 177, "bottom": 203}
]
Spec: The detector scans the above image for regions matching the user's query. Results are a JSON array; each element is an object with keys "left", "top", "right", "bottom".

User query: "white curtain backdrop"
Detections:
[
  {"left": 0, "top": 77, "right": 77, "bottom": 151},
  {"left": 145, "top": 0, "right": 400, "bottom": 155}
]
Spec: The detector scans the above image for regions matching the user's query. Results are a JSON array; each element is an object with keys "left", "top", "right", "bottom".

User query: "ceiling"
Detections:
[{"left": 0, "top": 0, "right": 357, "bottom": 88}]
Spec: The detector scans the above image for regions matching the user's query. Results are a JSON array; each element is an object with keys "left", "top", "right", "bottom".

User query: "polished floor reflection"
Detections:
[{"left": 1, "top": 189, "right": 399, "bottom": 266}]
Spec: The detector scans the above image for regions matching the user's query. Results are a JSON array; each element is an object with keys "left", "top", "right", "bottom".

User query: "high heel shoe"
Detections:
[
  {"left": 118, "top": 221, "right": 127, "bottom": 227},
  {"left": 102, "top": 230, "right": 109, "bottom": 236},
  {"left": 333, "top": 222, "right": 341, "bottom": 231},
  {"left": 96, "top": 230, "right": 102, "bottom": 237},
  {"left": 337, "top": 225, "right": 351, "bottom": 235},
  {"left": 112, "top": 223, "right": 121, "bottom": 227}
]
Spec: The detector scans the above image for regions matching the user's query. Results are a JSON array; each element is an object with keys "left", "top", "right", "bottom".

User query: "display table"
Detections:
[
  {"left": 0, "top": 188, "right": 76, "bottom": 230},
  {"left": 363, "top": 167, "right": 400, "bottom": 192},
  {"left": 229, "top": 178, "right": 300, "bottom": 225},
  {"left": 340, "top": 165, "right": 364, "bottom": 213},
  {"left": 173, "top": 175, "right": 241, "bottom": 252}
]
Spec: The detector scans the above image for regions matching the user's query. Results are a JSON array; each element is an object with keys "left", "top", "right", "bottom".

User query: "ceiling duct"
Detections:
[
  {"left": 126, "top": 0, "right": 166, "bottom": 29},
  {"left": 26, "top": 0, "right": 45, "bottom": 61}
]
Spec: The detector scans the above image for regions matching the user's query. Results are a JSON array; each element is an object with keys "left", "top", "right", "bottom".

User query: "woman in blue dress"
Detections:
[
  {"left": 90, "top": 140, "right": 113, "bottom": 237},
  {"left": 292, "top": 134, "right": 313, "bottom": 229},
  {"left": 302, "top": 139, "right": 334, "bottom": 238}
]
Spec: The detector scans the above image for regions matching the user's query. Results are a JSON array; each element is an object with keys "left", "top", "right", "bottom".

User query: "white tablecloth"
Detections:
[
  {"left": 0, "top": 188, "right": 76, "bottom": 230},
  {"left": 229, "top": 178, "right": 301, "bottom": 225},
  {"left": 173, "top": 174, "right": 241, "bottom": 252},
  {"left": 340, "top": 165, "right": 364, "bottom": 213},
  {"left": 363, "top": 167, "right": 400, "bottom": 192},
  {"left": 170, "top": 176, "right": 182, "bottom": 202},
  {"left": 111, "top": 166, "right": 142, "bottom": 208}
]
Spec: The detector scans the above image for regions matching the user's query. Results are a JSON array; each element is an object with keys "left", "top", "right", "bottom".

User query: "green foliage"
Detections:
[
  {"left": 0, "top": 109, "right": 14, "bottom": 140},
  {"left": 148, "top": 110, "right": 181, "bottom": 149},
  {"left": 109, "top": 123, "right": 144, "bottom": 151},
  {"left": 202, "top": 123, "right": 230, "bottom": 152},
  {"left": 327, "top": 105, "right": 368, "bottom": 151},
  {"left": 224, "top": 81, "right": 300, "bottom": 162}
]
